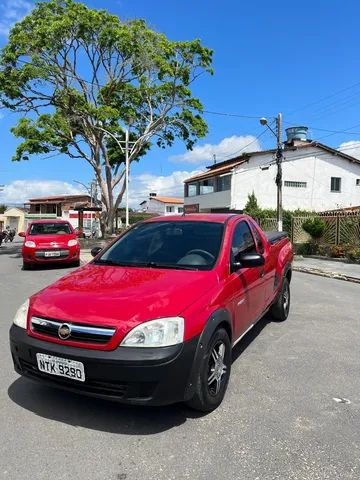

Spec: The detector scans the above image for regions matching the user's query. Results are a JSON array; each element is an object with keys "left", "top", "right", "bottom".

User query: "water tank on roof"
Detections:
[{"left": 285, "top": 126, "right": 308, "bottom": 142}]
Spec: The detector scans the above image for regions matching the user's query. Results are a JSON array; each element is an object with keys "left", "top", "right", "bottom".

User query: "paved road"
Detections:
[{"left": 1, "top": 241, "right": 359, "bottom": 480}]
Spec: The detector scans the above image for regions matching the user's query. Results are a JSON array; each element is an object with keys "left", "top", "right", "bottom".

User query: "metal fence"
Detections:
[
  {"left": 257, "top": 217, "right": 278, "bottom": 231},
  {"left": 291, "top": 212, "right": 360, "bottom": 245}
]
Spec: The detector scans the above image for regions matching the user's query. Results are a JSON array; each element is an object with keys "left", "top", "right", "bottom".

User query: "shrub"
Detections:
[
  {"left": 330, "top": 244, "right": 346, "bottom": 258},
  {"left": 295, "top": 243, "right": 312, "bottom": 255},
  {"left": 302, "top": 218, "right": 326, "bottom": 239},
  {"left": 345, "top": 246, "right": 360, "bottom": 261}
]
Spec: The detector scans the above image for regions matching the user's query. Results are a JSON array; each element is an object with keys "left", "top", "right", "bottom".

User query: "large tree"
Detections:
[{"left": 0, "top": 0, "right": 212, "bottom": 233}]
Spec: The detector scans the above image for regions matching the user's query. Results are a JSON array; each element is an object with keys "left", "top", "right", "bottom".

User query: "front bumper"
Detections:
[
  {"left": 10, "top": 325, "right": 199, "bottom": 406},
  {"left": 22, "top": 246, "right": 80, "bottom": 264}
]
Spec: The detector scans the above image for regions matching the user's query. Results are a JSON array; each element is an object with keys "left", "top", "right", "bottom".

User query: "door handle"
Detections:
[{"left": 260, "top": 269, "right": 265, "bottom": 278}]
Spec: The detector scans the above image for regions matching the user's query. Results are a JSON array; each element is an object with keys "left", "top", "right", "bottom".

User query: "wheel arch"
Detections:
[{"left": 184, "top": 308, "right": 232, "bottom": 401}]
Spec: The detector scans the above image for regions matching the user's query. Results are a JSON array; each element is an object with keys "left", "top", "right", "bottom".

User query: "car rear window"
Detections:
[
  {"left": 97, "top": 221, "right": 224, "bottom": 270},
  {"left": 29, "top": 223, "right": 72, "bottom": 235}
]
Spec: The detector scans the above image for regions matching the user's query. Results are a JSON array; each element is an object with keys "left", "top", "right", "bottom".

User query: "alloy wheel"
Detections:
[{"left": 207, "top": 341, "right": 227, "bottom": 396}]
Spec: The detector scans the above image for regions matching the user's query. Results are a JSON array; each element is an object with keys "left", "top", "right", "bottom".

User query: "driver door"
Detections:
[{"left": 228, "top": 220, "right": 265, "bottom": 341}]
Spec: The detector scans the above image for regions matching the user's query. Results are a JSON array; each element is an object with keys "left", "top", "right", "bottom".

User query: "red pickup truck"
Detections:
[{"left": 10, "top": 214, "right": 293, "bottom": 412}]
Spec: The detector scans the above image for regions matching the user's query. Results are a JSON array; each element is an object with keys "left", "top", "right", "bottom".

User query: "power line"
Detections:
[
  {"left": 203, "top": 110, "right": 271, "bottom": 120},
  {"left": 217, "top": 128, "right": 271, "bottom": 161},
  {"left": 286, "top": 80, "right": 360, "bottom": 117}
]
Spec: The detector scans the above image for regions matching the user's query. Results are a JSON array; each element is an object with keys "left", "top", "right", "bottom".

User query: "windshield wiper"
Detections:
[
  {"left": 94, "top": 259, "right": 198, "bottom": 270},
  {"left": 145, "top": 262, "right": 199, "bottom": 271},
  {"left": 93, "top": 259, "right": 133, "bottom": 266}
]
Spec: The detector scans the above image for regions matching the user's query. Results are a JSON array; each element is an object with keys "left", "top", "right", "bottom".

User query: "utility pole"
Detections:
[
  {"left": 259, "top": 113, "right": 283, "bottom": 231},
  {"left": 275, "top": 113, "right": 283, "bottom": 232},
  {"left": 125, "top": 128, "right": 130, "bottom": 228}
]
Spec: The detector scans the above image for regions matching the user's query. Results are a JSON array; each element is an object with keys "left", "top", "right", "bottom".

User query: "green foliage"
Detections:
[
  {"left": 294, "top": 242, "right": 313, "bottom": 255},
  {"left": 0, "top": 0, "right": 213, "bottom": 231},
  {"left": 0, "top": 204, "right": 7, "bottom": 214},
  {"left": 244, "top": 192, "right": 315, "bottom": 233},
  {"left": 243, "top": 191, "right": 260, "bottom": 218},
  {"left": 302, "top": 218, "right": 326, "bottom": 239}
]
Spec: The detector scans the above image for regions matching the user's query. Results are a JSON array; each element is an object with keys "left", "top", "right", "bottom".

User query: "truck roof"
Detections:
[
  {"left": 144, "top": 213, "right": 246, "bottom": 224},
  {"left": 28, "top": 219, "right": 71, "bottom": 224}
]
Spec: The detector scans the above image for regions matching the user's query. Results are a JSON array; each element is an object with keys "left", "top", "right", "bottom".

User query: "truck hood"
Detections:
[{"left": 30, "top": 263, "right": 218, "bottom": 343}]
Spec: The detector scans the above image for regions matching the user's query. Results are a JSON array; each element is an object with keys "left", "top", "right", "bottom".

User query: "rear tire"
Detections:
[
  {"left": 270, "top": 277, "right": 290, "bottom": 321},
  {"left": 186, "top": 328, "right": 231, "bottom": 413}
]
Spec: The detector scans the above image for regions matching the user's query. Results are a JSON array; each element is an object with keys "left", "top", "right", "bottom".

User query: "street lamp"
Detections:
[
  {"left": 73, "top": 179, "right": 98, "bottom": 235},
  {"left": 94, "top": 124, "right": 132, "bottom": 228},
  {"left": 259, "top": 113, "right": 283, "bottom": 231}
]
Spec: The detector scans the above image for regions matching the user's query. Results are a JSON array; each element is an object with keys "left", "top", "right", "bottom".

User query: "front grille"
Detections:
[
  {"left": 31, "top": 317, "right": 116, "bottom": 344},
  {"left": 20, "top": 360, "right": 128, "bottom": 397},
  {"left": 35, "top": 249, "right": 69, "bottom": 258}
]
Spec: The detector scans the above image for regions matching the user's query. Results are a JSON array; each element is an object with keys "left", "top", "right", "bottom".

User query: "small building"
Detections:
[
  {"left": 184, "top": 127, "right": 360, "bottom": 213},
  {"left": 24, "top": 194, "right": 96, "bottom": 229},
  {"left": 0, "top": 207, "right": 27, "bottom": 232},
  {"left": 140, "top": 193, "right": 184, "bottom": 216}
]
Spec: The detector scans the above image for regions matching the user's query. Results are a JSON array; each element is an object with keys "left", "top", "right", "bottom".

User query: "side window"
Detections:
[
  {"left": 250, "top": 224, "right": 265, "bottom": 254},
  {"left": 231, "top": 221, "right": 256, "bottom": 259}
]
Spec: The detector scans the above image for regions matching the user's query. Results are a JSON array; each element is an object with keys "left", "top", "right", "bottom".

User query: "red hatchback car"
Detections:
[
  {"left": 19, "top": 220, "right": 80, "bottom": 269},
  {"left": 11, "top": 214, "right": 293, "bottom": 411}
]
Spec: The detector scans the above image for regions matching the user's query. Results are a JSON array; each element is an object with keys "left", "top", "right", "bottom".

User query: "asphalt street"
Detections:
[{"left": 1, "top": 240, "right": 359, "bottom": 480}]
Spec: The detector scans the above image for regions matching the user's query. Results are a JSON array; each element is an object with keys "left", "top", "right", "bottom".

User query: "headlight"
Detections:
[
  {"left": 68, "top": 239, "right": 79, "bottom": 247},
  {"left": 13, "top": 299, "right": 30, "bottom": 329},
  {"left": 24, "top": 241, "right": 36, "bottom": 248},
  {"left": 120, "top": 317, "right": 184, "bottom": 347}
]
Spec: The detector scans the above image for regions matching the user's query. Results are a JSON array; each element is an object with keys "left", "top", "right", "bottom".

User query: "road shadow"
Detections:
[
  {"left": 23, "top": 263, "right": 77, "bottom": 271},
  {"left": 8, "top": 377, "right": 204, "bottom": 435},
  {"left": 232, "top": 313, "right": 271, "bottom": 363}
]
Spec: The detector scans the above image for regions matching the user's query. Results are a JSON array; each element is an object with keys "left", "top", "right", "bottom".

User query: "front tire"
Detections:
[
  {"left": 22, "top": 262, "right": 32, "bottom": 271},
  {"left": 186, "top": 328, "right": 231, "bottom": 412},
  {"left": 270, "top": 277, "right": 290, "bottom": 321}
]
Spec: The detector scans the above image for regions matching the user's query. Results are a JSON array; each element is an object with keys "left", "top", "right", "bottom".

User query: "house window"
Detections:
[
  {"left": 356, "top": 179, "right": 360, "bottom": 186},
  {"left": 216, "top": 175, "right": 231, "bottom": 192},
  {"left": 331, "top": 177, "right": 341, "bottom": 192},
  {"left": 178, "top": 207, "right": 184, "bottom": 213},
  {"left": 284, "top": 181, "right": 307, "bottom": 188},
  {"left": 166, "top": 206, "right": 175, "bottom": 213},
  {"left": 199, "top": 178, "right": 214, "bottom": 195},
  {"left": 187, "top": 183, "right": 198, "bottom": 197}
]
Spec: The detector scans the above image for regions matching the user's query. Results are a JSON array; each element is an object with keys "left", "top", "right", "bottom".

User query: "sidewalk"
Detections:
[{"left": 293, "top": 256, "right": 360, "bottom": 284}]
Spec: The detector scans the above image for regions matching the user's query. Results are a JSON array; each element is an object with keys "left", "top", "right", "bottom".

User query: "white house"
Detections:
[
  {"left": 24, "top": 194, "right": 98, "bottom": 230},
  {"left": 140, "top": 194, "right": 184, "bottom": 215},
  {"left": 184, "top": 127, "right": 360, "bottom": 213}
]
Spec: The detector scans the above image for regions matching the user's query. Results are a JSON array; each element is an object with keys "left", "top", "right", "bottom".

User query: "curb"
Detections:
[{"left": 293, "top": 266, "right": 360, "bottom": 284}]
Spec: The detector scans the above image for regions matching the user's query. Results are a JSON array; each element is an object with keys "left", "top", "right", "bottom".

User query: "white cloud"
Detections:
[
  {"left": 1, "top": 172, "right": 202, "bottom": 210},
  {"left": 0, "top": 180, "right": 82, "bottom": 204},
  {"left": 127, "top": 168, "right": 203, "bottom": 208},
  {"left": 0, "top": 0, "right": 33, "bottom": 37},
  {"left": 339, "top": 140, "right": 360, "bottom": 159},
  {"left": 169, "top": 135, "right": 261, "bottom": 164}
]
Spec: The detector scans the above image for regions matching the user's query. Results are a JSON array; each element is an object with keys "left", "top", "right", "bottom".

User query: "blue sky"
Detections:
[{"left": 1, "top": 0, "right": 360, "bottom": 205}]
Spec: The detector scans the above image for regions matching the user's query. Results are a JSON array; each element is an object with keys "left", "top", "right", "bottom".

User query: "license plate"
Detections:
[
  {"left": 45, "top": 251, "right": 61, "bottom": 257},
  {"left": 36, "top": 353, "right": 85, "bottom": 382}
]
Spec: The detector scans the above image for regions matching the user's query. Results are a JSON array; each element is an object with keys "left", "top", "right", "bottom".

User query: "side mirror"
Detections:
[
  {"left": 18, "top": 232, "right": 26, "bottom": 238},
  {"left": 91, "top": 246, "right": 102, "bottom": 258},
  {"left": 232, "top": 252, "right": 265, "bottom": 270}
]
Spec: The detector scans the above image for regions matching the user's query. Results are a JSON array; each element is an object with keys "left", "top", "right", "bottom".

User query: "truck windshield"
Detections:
[
  {"left": 29, "top": 223, "right": 72, "bottom": 235},
  {"left": 96, "top": 221, "right": 224, "bottom": 270}
]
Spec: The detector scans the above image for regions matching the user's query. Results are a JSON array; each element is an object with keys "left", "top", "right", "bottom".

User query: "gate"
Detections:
[{"left": 291, "top": 212, "right": 360, "bottom": 245}]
